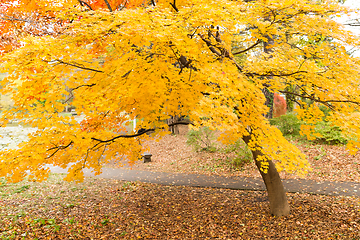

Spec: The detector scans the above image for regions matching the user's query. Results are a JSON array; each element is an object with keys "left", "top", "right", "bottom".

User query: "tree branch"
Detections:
[
  {"left": 64, "top": 84, "right": 96, "bottom": 104},
  {"left": 91, "top": 120, "right": 193, "bottom": 143},
  {"left": 169, "top": 0, "right": 179, "bottom": 12},
  {"left": 0, "top": 13, "right": 32, "bottom": 23},
  {"left": 53, "top": 60, "right": 104, "bottom": 73},
  {"left": 72, "top": 83, "right": 96, "bottom": 90},
  {"left": 46, "top": 141, "right": 73, "bottom": 159},
  {"left": 78, "top": 0, "right": 93, "bottom": 10},
  {"left": 279, "top": 90, "right": 360, "bottom": 110},
  {"left": 232, "top": 39, "right": 262, "bottom": 55},
  {"left": 251, "top": 70, "right": 307, "bottom": 78},
  {"left": 198, "top": 32, "right": 243, "bottom": 72},
  {"left": 103, "top": 0, "right": 113, "bottom": 12}
]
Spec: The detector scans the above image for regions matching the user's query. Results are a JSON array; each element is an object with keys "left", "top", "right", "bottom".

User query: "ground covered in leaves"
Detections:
[
  {"left": 113, "top": 126, "right": 360, "bottom": 183},
  {"left": 0, "top": 174, "right": 359, "bottom": 239},
  {"left": 1, "top": 127, "right": 360, "bottom": 239}
]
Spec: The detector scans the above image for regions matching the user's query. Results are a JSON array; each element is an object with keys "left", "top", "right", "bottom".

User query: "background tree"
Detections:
[{"left": 0, "top": 0, "right": 359, "bottom": 216}]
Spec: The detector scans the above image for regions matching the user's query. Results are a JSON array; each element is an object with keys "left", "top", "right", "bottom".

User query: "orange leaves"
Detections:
[
  {"left": 80, "top": 0, "right": 149, "bottom": 11},
  {"left": 0, "top": 0, "right": 359, "bottom": 183},
  {"left": 273, "top": 93, "right": 286, "bottom": 118}
]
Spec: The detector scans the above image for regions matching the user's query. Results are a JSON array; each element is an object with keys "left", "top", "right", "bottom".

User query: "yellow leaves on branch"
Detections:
[{"left": 0, "top": 0, "right": 359, "bottom": 182}]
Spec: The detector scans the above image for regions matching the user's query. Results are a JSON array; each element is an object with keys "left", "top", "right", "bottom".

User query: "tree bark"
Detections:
[
  {"left": 243, "top": 135, "right": 290, "bottom": 216},
  {"left": 167, "top": 115, "right": 180, "bottom": 135}
]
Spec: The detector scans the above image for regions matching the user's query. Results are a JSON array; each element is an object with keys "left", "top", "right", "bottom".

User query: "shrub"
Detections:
[
  {"left": 318, "top": 105, "right": 332, "bottom": 119},
  {"left": 270, "top": 112, "right": 348, "bottom": 145},
  {"left": 186, "top": 127, "right": 217, "bottom": 152},
  {"left": 314, "top": 121, "right": 348, "bottom": 145},
  {"left": 227, "top": 140, "right": 253, "bottom": 168},
  {"left": 269, "top": 113, "right": 302, "bottom": 136}
]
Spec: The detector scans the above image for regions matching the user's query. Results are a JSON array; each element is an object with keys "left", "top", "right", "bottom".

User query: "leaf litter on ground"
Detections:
[
  {"left": 0, "top": 174, "right": 359, "bottom": 239},
  {"left": 1, "top": 126, "right": 359, "bottom": 239}
]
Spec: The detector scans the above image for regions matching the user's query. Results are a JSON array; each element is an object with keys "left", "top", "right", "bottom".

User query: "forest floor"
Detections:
[
  {"left": 110, "top": 125, "right": 360, "bottom": 183},
  {"left": 0, "top": 126, "right": 359, "bottom": 239}
]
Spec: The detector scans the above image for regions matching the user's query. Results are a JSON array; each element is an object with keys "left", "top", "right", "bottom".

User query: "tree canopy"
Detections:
[{"left": 0, "top": 0, "right": 359, "bottom": 185}]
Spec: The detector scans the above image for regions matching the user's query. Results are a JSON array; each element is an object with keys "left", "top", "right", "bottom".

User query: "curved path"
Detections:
[{"left": 50, "top": 167, "right": 360, "bottom": 197}]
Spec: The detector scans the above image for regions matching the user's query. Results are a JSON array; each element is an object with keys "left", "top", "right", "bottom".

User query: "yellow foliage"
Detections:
[{"left": 0, "top": 0, "right": 359, "bottom": 182}]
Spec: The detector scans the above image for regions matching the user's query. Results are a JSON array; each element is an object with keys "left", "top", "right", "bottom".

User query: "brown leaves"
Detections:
[
  {"left": 0, "top": 176, "right": 359, "bottom": 239},
  {"left": 111, "top": 127, "right": 360, "bottom": 183}
]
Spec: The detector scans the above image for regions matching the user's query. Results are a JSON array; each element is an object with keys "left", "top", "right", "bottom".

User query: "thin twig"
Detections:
[
  {"left": 83, "top": 150, "right": 89, "bottom": 168},
  {"left": 169, "top": 0, "right": 179, "bottom": 12},
  {"left": 198, "top": 33, "right": 243, "bottom": 72},
  {"left": 46, "top": 141, "right": 73, "bottom": 159},
  {"left": 0, "top": 14, "right": 32, "bottom": 23},
  {"left": 78, "top": 0, "right": 93, "bottom": 10},
  {"left": 278, "top": 90, "right": 360, "bottom": 110},
  {"left": 103, "top": 0, "right": 113, "bottom": 12},
  {"left": 250, "top": 70, "right": 307, "bottom": 78},
  {"left": 53, "top": 60, "right": 104, "bottom": 73},
  {"left": 91, "top": 121, "right": 193, "bottom": 143},
  {"left": 232, "top": 39, "right": 262, "bottom": 55}
]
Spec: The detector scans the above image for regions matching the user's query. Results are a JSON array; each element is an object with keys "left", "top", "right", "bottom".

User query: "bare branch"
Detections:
[
  {"left": 52, "top": 60, "right": 104, "bottom": 73},
  {"left": 91, "top": 129, "right": 155, "bottom": 143},
  {"left": 115, "top": 0, "right": 128, "bottom": 11},
  {"left": 78, "top": 0, "right": 93, "bottom": 11},
  {"left": 72, "top": 83, "right": 96, "bottom": 90},
  {"left": 198, "top": 32, "right": 243, "bottom": 72},
  {"left": 103, "top": 0, "right": 113, "bottom": 12},
  {"left": 198, "top": 33, "right": 222, "bottom": 56},
  {"left": 46, "top": 141, "right": 73, "bottom": 159},
  {"left": 279, "top": 90, "right": 360, "bottom": 110},
  {"left": 232, "top": 39, "right": 262, "bottom": 55},
  {"left": 169, "top": 0, "right": 179, "bottom": 12},
  {"left": 251, "top": 70, "right": 307, "bottom": 78},
  {"left": 91, "top": 120, "right": 193, "bottom": 143},
  {"left": 0, "top": 13, "right": 32, "bottom": 23},
  {"left": 63, "top": 84, "right": 96, "bottom": 104}
]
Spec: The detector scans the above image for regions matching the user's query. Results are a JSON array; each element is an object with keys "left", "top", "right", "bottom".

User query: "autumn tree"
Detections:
[{"left": 0, "top": 0, "right": 360, "bottom": 216}]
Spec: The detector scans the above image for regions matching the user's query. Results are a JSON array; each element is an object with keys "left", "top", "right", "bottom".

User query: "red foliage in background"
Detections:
[{"left": 273, "top": 93, "right": 287, "bottom": 117}]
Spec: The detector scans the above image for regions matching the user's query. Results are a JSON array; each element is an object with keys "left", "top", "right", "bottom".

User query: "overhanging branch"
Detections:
[
  {"left": 63, "top": 84, "right": 96, "bottom": 104},
  {"left": 103, "top": 0, "right": 113, "bottom": 12},
  {"left": 46, "top": 141, "right": 73, "bottom": 159},
  {"left": 78, "top": 0, "right": 93, "bottom": 10},
  {"left": 91, "top": 120, "right": 193, "bottom": 144},
  {"left": 279, "top": 90, "right": 360, "bottom": 110},
  {"left": 250, "top": 70, "right": 307, "bottom": 78},
  {"left": 232, "top": 39, "right": 262, "bottom": 55},
  {"left": 169, "top": 0, "right": 179, "bottom": 12},
  {"left": 198, "top": 33, "right": 243, "bottom": 72},
  {"left": 52, "top": 60, "right": 104, "bottom": 73}
]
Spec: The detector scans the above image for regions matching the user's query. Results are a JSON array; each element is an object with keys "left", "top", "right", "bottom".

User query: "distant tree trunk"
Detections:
[
  {"left": 285, "top": 85, "right": 295, "bottom": 112},
  {"left": 167, "top": 115, "right": 180, "bottom": 135},
  {"left": 243, "top": 134, "right": 290, "bottom": 217},
  {"left": 262, "top": 88, "right": 274, "bottom": 119},
  {"left": 262, "top": 34, "right": 275, "bottom": 119}
]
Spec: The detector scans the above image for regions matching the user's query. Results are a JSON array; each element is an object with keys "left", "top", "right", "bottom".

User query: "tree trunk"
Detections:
[
  {"left": 262, "top": 88, "right": 274, "bottom": 119},
  {"left": 255, "top": 31, "right": 290, "bottom": 216},
  {"left": 262, "top": 34, "right": 275, "bottom": 119},
  {"left": 243, "top": 135, "right": 290, "bottom": 217},
  {"left": 167, "top": 115, "right": 180, "bottom": 135}
]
